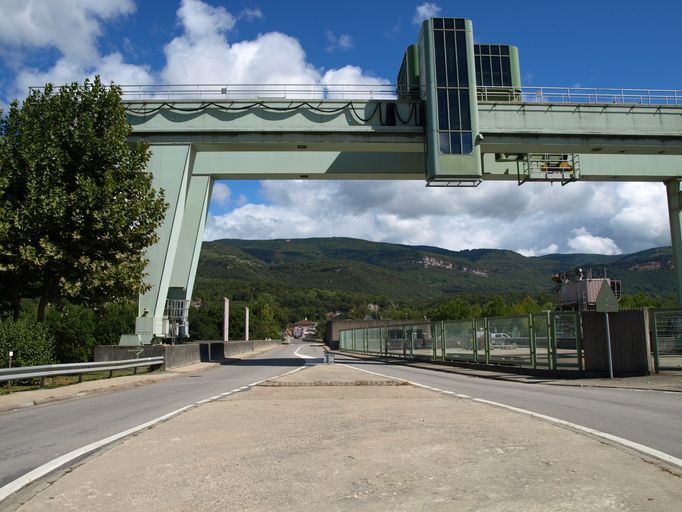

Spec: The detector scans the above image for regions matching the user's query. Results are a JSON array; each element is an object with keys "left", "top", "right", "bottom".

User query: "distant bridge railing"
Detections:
[
  {"left": 114, "top": 83, "right": 402, "bottom": 101},
  {"left": 478, "top": 86, "right": 682, "bottom": 106},
  {"left": 30, "top": 83, "right": 682, "bottom": 106},
  {"left": 0, "top": 357, "right": 164, "bottom": 387}
]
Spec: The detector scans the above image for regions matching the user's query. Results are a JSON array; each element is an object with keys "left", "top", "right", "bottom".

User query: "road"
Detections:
[
  {"left": 1, "top": 342, "right": 680, "bottom": 501},
  {"left": 334, "top": 352, "right": 682, "bottom": 461},
  {"left": 0, "top": 344, "right": 308, "bottom": 490}
]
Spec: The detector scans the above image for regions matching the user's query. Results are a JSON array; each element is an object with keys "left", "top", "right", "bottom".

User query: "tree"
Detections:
[{"left": 0, "top": 77, "right": 167, "bottom": 321}]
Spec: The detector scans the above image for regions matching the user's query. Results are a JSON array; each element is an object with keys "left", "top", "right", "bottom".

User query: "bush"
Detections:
[
  {"left": 45, "top": 304, "right": 97, "bottom": 363},
  {"left": 0, "top": 318, "right": 56, "bottom": 368}
]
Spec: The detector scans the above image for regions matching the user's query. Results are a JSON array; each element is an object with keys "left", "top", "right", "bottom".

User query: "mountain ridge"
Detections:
[{"left": 194, "top": 237, "right": 674, "bottom": 302}]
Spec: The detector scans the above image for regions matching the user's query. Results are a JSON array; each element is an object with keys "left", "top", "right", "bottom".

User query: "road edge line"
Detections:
[
  {"left": 342, "top": 363, "right": 682, "bottom": 470},
  {"left": 0, "top": 363, "right": 306, "bottom": 505}
]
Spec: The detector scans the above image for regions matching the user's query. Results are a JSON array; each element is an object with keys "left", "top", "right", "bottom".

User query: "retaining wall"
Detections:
[{"left": 95, "top": 340, "right": 281, "bottom": 369}]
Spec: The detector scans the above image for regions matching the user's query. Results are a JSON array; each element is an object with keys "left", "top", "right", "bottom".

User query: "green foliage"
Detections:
[
  {"left": 189, "top": 301, "right": 224, "bottom": 341},
  {"left": 430, "top": 298, "right": 481, "bottom": 321},
  {"left": 46, "top": 304, "right": 97, "bottom": 363},
  {"left": 0, "top": 77, "right": 167, "bottom": 321},
  {"left": 93, "top": 302, "right": 136, "bottom": 346},
  {"left": 618, "top": 293, "right": 667, "bottom": 309},
  {"left": 0, "top": 318, "right": 56, "bottom": 368}
]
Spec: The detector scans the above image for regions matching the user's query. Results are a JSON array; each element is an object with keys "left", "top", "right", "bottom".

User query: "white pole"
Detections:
[
  {"left": 223, "top": 298, "right": 230, "bottom": 342},
  {"left": 245, "top": 307, "right": 250, "bottom": 342}
]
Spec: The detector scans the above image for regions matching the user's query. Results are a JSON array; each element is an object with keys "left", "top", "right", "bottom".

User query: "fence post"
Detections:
[
  {"left": 650, "top": 310, "right": 660, "bottom": 373},
  {"left": 576, "top": 312, "right": 584, "bottom": 372},
  {"left": 472, "top": 319, "right": 478, "bottom": 363},
  {"left": 547, "top": 313, "right": 557, "bottom": 370},
  {"left": 529, "top": 314, "right": 536, "bottom": 368},
  {"left": 483, "top": 317, "right": 490, "bottom": 364}
]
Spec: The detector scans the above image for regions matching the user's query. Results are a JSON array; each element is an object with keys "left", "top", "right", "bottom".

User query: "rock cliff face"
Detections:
[
  {"left": 629, "top": 259, "right": 673, "bottom": 271},
  {"left": 418, "top": 256, "right": 490, "bottom": 277}
]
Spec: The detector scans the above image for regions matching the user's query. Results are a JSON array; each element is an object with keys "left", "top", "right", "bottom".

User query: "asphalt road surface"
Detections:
[
  {"left": 0, "top": 343, "right": 307, "bottom": 489},
  {"left": 1, "top": 342, "right": 680, "bottom": 499},
  {"left": 335, "top": 352, "right": 682, "bottom": 461}
]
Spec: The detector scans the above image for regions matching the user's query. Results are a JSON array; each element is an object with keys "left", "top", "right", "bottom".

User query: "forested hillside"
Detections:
[{"left": 189, "top": 238, "right": 675, "bottom": 339}]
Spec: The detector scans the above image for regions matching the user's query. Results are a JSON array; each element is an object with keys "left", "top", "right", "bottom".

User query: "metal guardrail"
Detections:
[
  {"left": 0, "top": 357, "right": 164, "bottom": 383},
  {"left": 478, "top": 86, "right": 682, "bottom": 106}
]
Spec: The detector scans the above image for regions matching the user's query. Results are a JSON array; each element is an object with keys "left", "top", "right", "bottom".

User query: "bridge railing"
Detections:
[
  {"left": 478, "top": 86, "right": 682, "bottom": 106},
  {"left": 115, "top": 83, "right": 402, "bottom": 101}
]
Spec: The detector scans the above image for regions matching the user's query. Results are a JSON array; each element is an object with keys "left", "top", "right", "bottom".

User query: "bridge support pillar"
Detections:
[
  {"left": 167, "top": 175, "right": 213, "bottom": 337},
  {"left": 121, "top": 144, "right": 195, "bottom": 345},
  {"left": 666, "top": 180, "right": 682, "bottom": 307}
]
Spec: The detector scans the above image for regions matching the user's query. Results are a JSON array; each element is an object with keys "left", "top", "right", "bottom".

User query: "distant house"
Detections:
[{"left": 290, "top": 319, "right": 318, "bottom": 339}]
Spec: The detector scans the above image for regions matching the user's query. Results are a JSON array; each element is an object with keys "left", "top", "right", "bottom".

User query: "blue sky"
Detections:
[{"left": 1, "top": 0, "right": 681, "bottom": 256}]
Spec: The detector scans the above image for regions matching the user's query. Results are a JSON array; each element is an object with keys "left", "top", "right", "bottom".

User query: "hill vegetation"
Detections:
[{"left": 190, "top": 237, "right": 676, "bottom": 339}]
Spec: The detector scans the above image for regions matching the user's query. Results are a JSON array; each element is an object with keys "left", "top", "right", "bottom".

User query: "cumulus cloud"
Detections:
[
  {"left": 413, "top": 2, "right": 441, "bottom": 25},
  {"left": 0, "top": 0, "right": 152, "bottom": 97},
  {"left": 566, "top": 227, "right": 621, "bottom": 255},
  {"left": 0, "top": 0, "right": 135, "bottom": 62},
  {"left": 211, "top": 182, "right": 231, "bottom": 208},
  {"left": 206, "top": 180, "right": 671, "bottom": 256}
]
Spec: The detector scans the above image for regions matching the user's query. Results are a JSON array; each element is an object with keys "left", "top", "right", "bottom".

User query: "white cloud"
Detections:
[
  {"left": 413, "top": 3, "right": 441, "bottom": 25},
  {"left": 211, "top": 182, "right": 231, "bottom": 207},
  {"left": 175, "top": 0, "right": 235, "bottom": 43},
  {"left": 518, "top": 244, "right": 560, "bottom": 257},
  {"left": 205, "top": 180, "right": 670, "bottom": 256},
  {"left": 326, "top": 31, "right": 353, "bottom": 52},
  {"left": 0, "top": 0, "right": 135, "bottom": 63},
  {"left": 238, "top": 8, "right": 263, "bottom": 22},
  {"left": 567, "top": 227, "right": 621, "bottom": 255},
  {"left": 1, "top": 0, "right": 151, "bottom": 98}
]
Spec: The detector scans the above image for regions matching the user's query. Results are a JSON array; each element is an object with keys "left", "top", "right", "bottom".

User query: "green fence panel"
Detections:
[
  {"left": 552, "top": 312, "right": 580, "bottom": 369},
  {"left": 651, "top": 308, "right": 682, "bottom": 370},
  {"left": 486, "top": 315, "right": 532, "bottom": 366},
  {"left": 443, "top": 320, "right": 476, "bottom": 362}
]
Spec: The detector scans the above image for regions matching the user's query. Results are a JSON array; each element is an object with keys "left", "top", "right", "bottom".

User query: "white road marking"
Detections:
[
  {"left": 294, "top": 346, "right": 317, "bottom": 360},
  {"left": 341, "top": 362, "right": 682, "bottom": 470},
  {"left": 0, "top": 404, "right": 192, "bottom": 503},
  {"left": 0, "top": 362, "right": 303, "bottom": 505}
]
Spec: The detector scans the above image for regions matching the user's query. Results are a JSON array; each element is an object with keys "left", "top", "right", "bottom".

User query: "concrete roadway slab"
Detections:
[{"left": 10, "top": 363, "right": 682, "bottom": 512}]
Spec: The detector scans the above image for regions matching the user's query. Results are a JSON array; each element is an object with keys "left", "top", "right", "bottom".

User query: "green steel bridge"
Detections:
[{"left": 116, "top": 17, "right": 682, "bottom": 344}]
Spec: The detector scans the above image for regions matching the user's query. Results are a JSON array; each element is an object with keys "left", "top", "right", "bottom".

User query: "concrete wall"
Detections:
[
  {"left": 95, "top": 340, "right": 281, "bottom": 369},
  {"left": 582, "top": 309, "right": 653, "bottom": 376}
]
